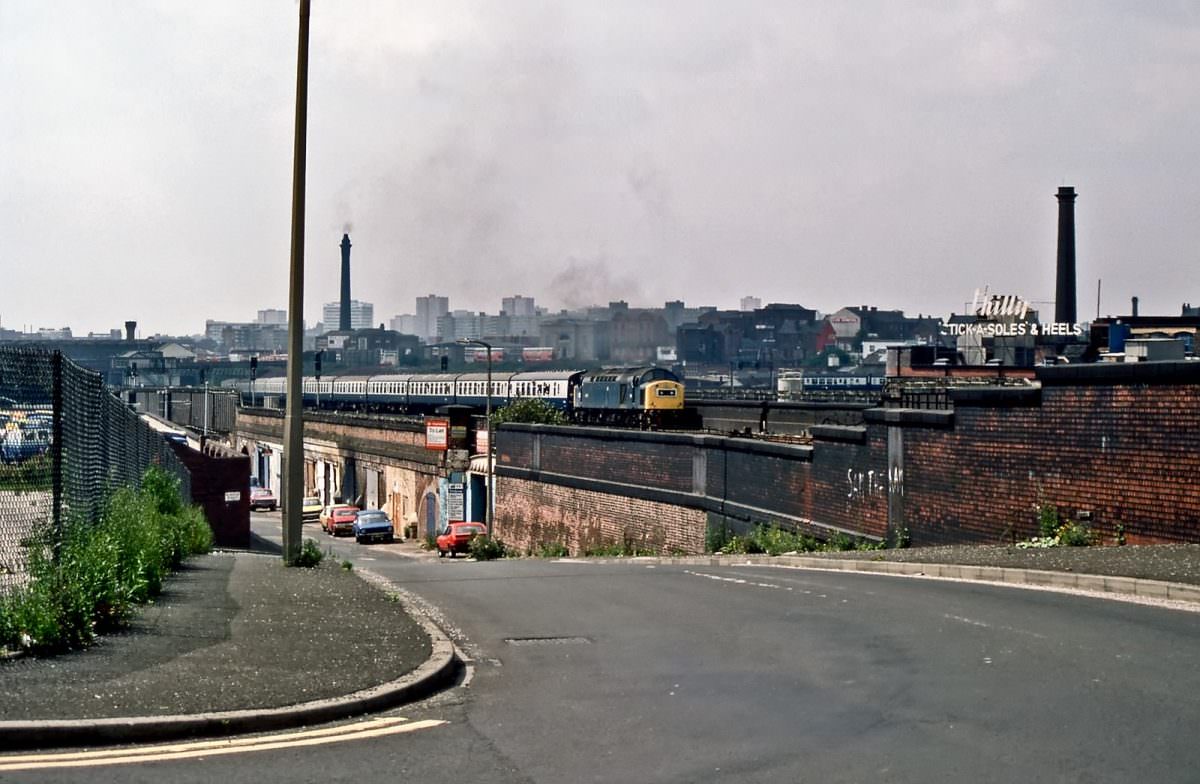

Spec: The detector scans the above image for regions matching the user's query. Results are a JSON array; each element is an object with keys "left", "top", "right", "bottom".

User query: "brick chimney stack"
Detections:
[
  {"left": 339, "top": 233, "right": 352, "bottom": 332},
  {"left": 1055, "top": 187, "right": 1077, "bottom": 325}
]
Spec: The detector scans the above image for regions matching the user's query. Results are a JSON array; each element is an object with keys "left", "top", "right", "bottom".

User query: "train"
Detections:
[
  {"left": 775, "top": 371, "right": 886, "bottom": 398},
  {"left": 224, "top": 366, "right": 687, "bottom": 428}
]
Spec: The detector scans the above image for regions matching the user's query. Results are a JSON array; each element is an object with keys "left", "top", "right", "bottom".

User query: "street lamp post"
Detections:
[{"left": 458, "top": 338, "right": 493, "bottom": 534}]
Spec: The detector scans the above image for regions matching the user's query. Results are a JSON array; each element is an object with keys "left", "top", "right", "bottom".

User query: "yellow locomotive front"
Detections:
[{"left": 642, "top": 379, "right": 685, "bottom": 411}]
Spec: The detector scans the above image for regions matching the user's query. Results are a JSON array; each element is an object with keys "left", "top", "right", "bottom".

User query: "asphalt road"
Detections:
[{"left": 6, "top": 514, "right": 1200, "bottom": 783}]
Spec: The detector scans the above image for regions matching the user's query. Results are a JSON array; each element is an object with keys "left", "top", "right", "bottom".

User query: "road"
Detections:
[{"left": 5, "top": 513, "right": 1200, "bottom": 783}]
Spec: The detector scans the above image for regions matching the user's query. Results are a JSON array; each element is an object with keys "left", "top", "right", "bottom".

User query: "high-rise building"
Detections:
[
  {"left": 257, "top": 309, "right": 287, "bottom": 325},
  {"left": 437, "top": 310, "right": 481, "bottom": 341},
  {"left": 389, "top": 314, "right": 417, "bottom": 335},
  {"left": 502, "top": 295, "right": 537, "bottom": 317},
  {"left": 415, "top": 294, "right": 449, "bottom": 341},
  {"left": 740, "top": 296, "right": 762, "bottom": 312},
  {"left": 322, "top": 300, "right": 374, "bottom": 332}
]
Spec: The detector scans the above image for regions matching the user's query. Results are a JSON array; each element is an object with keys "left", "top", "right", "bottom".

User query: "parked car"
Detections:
[
  {"left": 320, "top": 504, "right": 360, "bottom": 536},
  {"left": 249, "top": 486, "right": 277, "bottom": 512},
  {"left": 302, "top": 496, "right": 323, "bottom": 523},
  {"left": 436, "top": 522, "right": 488, "bottom": 558},
  {"left": 352, "top": 509, "right": 394, "bottom": 544},
  {"left": 163, "top": 432, "right": 189, "bottom": 447}
]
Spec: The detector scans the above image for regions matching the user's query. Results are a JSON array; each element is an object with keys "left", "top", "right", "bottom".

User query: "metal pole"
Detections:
[
  {"left": 281, "top": 0, "right": 310, "bottom": 565},
  {"left": 485, "top": 341, "right": 493, "bottom": 535},
  {"left": 203, "top": 379, "right": 209, "bottom": 438}
]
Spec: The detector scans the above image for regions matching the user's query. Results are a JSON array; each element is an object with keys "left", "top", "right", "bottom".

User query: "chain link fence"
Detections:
[{"left": 0, "top": 347, "right": 191, "bottom": 593}]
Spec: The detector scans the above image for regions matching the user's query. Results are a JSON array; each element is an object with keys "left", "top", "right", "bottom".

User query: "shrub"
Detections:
[
  {"left": 490, "top": 399, "right": 567, "bottom": 426},
  {"left": 470, "top": 535, "right": 509, "bottom": 561},
  {"left": 292, "top": 538, "right": 324, "bottom": 568}
]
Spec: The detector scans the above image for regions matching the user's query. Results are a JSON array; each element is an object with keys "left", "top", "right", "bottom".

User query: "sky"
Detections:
[{"left": 2, "top": 1, "right": 1198, "bottom": 337}]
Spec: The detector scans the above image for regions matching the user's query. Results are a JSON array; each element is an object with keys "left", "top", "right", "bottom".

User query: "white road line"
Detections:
[
  {"left": 0, "top": 716, "right": 447, "bottom": 771},
  {"left": 682, "top": 570, "right": 789, "bottom": 591}
]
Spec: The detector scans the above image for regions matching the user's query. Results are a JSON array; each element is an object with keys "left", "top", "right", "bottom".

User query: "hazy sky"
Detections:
[{"left": 3, "top": 1, "right": 1198, "bottom": 337}]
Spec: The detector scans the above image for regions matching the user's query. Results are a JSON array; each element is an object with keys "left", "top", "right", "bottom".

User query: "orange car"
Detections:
[
  {"left": 436, "top": 522, "right": 488, "bottom": 558},
  {"left": 320, "top": 504, "right": 360, "bottom": 536}
]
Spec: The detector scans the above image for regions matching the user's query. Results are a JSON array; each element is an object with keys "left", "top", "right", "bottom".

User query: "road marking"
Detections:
[
  {"left": 683, "top": 569, "right": 789, "bottom": 591},
  {"left": 0, "top": 716, "right": 447, "bottom": 771},
  {"left": 944, "top": 613, "right": 1047, "bottom": 639}
]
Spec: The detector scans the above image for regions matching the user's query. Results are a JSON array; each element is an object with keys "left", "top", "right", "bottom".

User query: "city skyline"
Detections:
[{"left": 3, "top": 2, "right": 1198, "bottom": 336}]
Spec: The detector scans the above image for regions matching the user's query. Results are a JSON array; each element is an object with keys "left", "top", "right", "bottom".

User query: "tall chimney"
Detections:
[
  {"left": 1131, "top": 296, "right": 1139, "bottom": 318},
  {"left": 124, "top": 320, "right": 137, "bottom": 341},
  {"left": 339, "top": 233, "right": 352, "bottom": 332},
  {"left": 1054, "top": 186, "right": 1077, "bottom": 325}
]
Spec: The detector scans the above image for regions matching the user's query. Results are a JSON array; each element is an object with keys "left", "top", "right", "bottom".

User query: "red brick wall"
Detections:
[
  {"left": 902, "top": 381, "right": 1200, "bottom": 545},
  {"left": 495, "top": 476, "right": 707, "bottom": 555},
  {"left": 805, "top": 434, "right": 889, "bottom": 540}
]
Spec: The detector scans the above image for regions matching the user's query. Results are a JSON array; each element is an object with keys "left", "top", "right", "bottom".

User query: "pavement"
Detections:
[
  {"left": 0, "top": 532, "right": 457, "bottom": 750},
  {"left": 3, "top": 530, "right": 1200, "bottom": 750}
]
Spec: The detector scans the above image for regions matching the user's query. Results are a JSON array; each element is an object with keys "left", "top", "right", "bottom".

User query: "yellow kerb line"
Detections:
[{"left": 0, "top": 717, "right": 447, "bottom": 771}]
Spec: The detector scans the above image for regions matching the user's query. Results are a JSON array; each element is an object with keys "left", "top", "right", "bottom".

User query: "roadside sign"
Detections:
[
  {"left": 447, "top": 482, "right": 465, "bottom": 520},
  {"left": 425, "top": 417, "right": 450, "bottom": 450},
  {"left": 224, "top": 491, "right": 241, "bottom": 503}
]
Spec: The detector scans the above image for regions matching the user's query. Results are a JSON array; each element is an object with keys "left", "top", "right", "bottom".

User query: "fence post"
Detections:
[{"left": 51, "top": 349, "right": 64, "bottom": 560}]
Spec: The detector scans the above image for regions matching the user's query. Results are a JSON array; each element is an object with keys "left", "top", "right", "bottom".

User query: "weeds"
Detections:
[
  {"left": 582, "top": 541, "right": 656, "bottom": 557},
  {"left": 0, "top": 467, "right": 212, "bottom": 654},
  {"left": 1038, "top": 503, "right": 1060, "bottom": 538},
  {"left": 533, "top": 542, "right": 570, "bottom": 558},
  {"left": 712, "top": 523, "right": 882, "bottom": 556},
  {"left": 1017, "top": 505, "right": 1095, "bottom": 549},
  {"left": 292, "top": 538, "right": 324, "bottom": 568}
]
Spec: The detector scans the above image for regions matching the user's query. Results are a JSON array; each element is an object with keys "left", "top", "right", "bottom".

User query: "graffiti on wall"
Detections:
[
  {"left": 846, "top": 468, "right": 886, "bottom": 502},
  {"left": 846, "top": 466, "right": 905, "bottom": 503}
]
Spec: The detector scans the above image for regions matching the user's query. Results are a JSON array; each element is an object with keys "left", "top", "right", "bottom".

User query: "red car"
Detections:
[
  {"left": 320, "top": 504, "right": 360, "bottom": 536},
  {"left": 249, "top": 486, "right": 277, "bottom": 512},
  {"left": 436, "top": 522, "right": 488, "bottom": 558}
]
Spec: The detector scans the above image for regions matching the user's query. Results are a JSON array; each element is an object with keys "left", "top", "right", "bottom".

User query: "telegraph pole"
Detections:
[{"left": 282, "top": 0, "right": 310, "bottom": 565}]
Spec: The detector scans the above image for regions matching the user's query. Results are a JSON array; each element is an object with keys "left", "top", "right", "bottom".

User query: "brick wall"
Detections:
[
  {"left": 805, "top": 431, "right": 890, "bottom": 540},
  {"left": 900, "top": 368, "right": 1200, "bottom": 545},
  {"left": 495, "top": 476, "right": 707, "bottom": 555},
  {"left": 496, "top": 363, "right": 1200, "bottom": 552}
]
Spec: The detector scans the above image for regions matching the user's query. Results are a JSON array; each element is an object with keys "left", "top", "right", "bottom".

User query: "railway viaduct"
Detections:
[{"left": 231, "top": 361, "right": 1200, "bottom": 553}]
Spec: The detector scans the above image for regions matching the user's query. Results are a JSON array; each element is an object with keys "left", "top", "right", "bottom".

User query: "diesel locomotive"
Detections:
[{"left": 226, "top": 366, "right": 687, "bottom": 428}]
